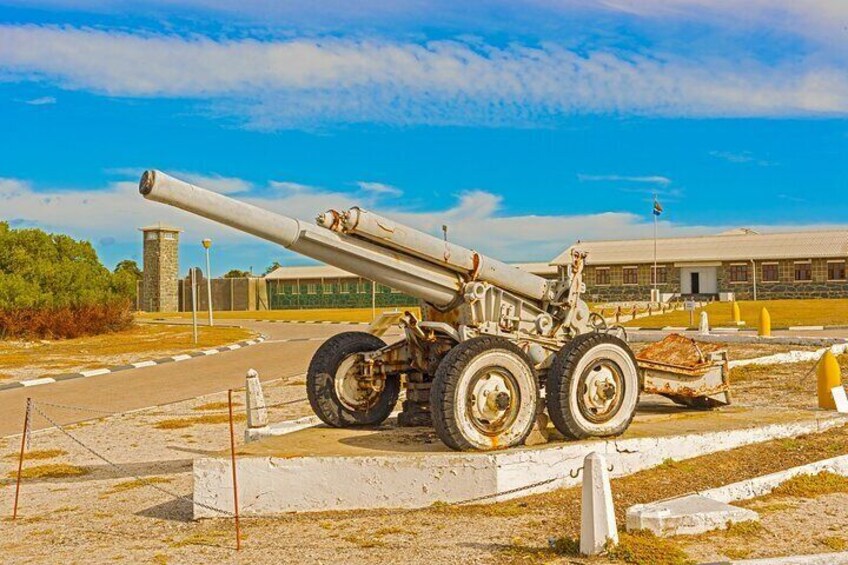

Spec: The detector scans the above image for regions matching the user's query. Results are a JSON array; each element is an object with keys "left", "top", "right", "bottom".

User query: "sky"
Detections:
[{"left": 1, "top": 1, "right": 847, "bottom": 276}]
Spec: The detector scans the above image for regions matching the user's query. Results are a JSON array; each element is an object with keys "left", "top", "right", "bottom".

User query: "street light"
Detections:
[{"left": 202, "top": 238, "right": 214, "bottom": 327}]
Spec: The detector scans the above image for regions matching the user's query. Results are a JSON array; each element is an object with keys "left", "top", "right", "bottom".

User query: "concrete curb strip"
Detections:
[{"left": 0, "top": 335, "right": 268, "bottom": 392}]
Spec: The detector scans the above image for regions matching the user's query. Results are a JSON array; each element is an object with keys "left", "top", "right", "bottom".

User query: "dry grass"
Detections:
[
  {"left": 10, "top": 463, "right": 88, "bottom": 480},
  {"left": 769, "top": 471, "right": 848, "bottom": 499},
  {"left": 4, "top": 449, "right": 67, "bottom": 461},
  {"left": 138, "top": 306, "right": 421, "bottom": 324},
  {"left": 192, "top": 401, "right": 237, "bottom": 411},
  {"left": 154, "top": 413, "right": 246, "bottom": 430},
  {"left": 723, "top": 520, "right": 763, "bottom": 537},
  {"left": 103, "top": 476, "right": 173, "bottom": 495},
  {"left": 0, "top": 323, "right": 254, "bottom": 380},
  {"left": 607, "top": 530, "right": 693, "bottom": 565},
  {"left": 821, "top": 536, "right": 848, "bottom": 551},
  {"left": 625, "top": 298, "right": 848, "bottom": 329},
  {"left": 170, "top": 529, "right": 232, "bottom": 548}
]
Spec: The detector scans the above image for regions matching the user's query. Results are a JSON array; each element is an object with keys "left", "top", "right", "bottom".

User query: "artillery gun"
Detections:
[{"left": 139, "top": 170, "right": 729, "bottom": 451}]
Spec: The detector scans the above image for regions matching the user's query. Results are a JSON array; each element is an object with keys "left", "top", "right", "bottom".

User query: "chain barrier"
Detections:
[
  {"left": 30, "top": 401, "right": 235, "bottom": 518},
  {"left": 23, "top": 397, "right": 591, "bottom": 523}
]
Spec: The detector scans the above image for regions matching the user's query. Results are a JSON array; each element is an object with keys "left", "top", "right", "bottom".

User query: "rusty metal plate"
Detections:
[{"left": 636, "top": 333, "right": 725, "bottom": 370}]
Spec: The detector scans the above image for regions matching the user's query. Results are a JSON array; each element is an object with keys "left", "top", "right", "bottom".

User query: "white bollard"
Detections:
[
  {"left": 579, "top": 452, "right": 618, "bottom": 556},
  {"left": 244, "top": 369, "right": 269, "bottom": 442},
  {"left": 698, "top": 311, "right": 710, "bottom": 336}
]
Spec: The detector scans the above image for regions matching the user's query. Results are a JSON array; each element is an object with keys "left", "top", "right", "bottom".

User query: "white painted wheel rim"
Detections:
[
  {"left": 453, "top": 349, "right": 537, "bottom": 450},
  {"left": 333, "top": 354, "right": 376, "bottom": 411}
]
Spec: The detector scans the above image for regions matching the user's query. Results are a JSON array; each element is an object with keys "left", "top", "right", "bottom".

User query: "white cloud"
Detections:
[
  {"left": 1, "top": 25, "right": 848, "bottom": 128},
  {"left": 355, "top": 181, "right": 402, "bottom": 197},
  {"left": 578, "top": 174, "right": 671, "bottom": 186},
  {"left": 708, "top": 151, "right": 775, "bottom": 166},
  {"left": 23, "top": 95, "right": 56, "bottom": 105},
  {"left": 5, "top": 175, "right": 846, "bottom": 262}
]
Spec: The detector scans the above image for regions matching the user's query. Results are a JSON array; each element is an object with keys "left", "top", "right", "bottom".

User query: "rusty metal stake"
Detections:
[
  {"left": 227, "top": 389, "right": 242, "bottom": 550},
  {"left": 12, "top": 398, "right": 32, "bottom": 520}
]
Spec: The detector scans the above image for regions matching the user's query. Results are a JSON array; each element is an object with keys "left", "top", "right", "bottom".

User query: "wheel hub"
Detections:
[
  {"left": 579, "top": 362, "right": 624, "bottom": 422},
  {"left": 468, "top": 370, "right": 518, "bottom": 435},
  {"left": 333, "top": 355, "right": 379, "bottom": 411}
]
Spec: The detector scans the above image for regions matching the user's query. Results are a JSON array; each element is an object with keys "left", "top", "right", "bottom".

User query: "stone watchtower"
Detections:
[{"left": 140, "top": 223, "right": 181, "bottom": 312}]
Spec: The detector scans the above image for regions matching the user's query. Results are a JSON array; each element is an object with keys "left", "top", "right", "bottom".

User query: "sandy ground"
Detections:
[{"left": 1, "top": 338, "right": 847, "bottom": 564}]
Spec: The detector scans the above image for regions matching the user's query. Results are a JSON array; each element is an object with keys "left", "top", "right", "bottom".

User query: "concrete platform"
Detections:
[
  {"left": 626, "top": 494, "right": 758, "bottom": 536},
  {"left": 193, "top": 398, "right": 847, "bottom": 518}
]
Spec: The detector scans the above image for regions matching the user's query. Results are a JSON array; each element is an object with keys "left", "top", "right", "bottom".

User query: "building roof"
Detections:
[
  {"left": 552, "top": 229, "right": 848, "bottom": 266},
  {"left": 264, "top": 265, "right": 357, "bottom": 280},
  {"left": 139, "top": 222, "right": 182, "bottom": 232},
  {"left": 265, "top": 261, "right": 558, "bottom": 280}
]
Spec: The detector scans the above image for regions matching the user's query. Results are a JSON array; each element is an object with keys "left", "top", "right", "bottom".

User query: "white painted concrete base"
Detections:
[
  {"left": 699, "top": 453, "right": 848, "bottom": 504},
  {"left": 193, "top": 414, "right": 847, "bottom": 518},
  {"left": 626, "top": 494, "right": 758, "bottom": 536},
  {"left": 729, "top": 343, "right": 848, "bottom": 369},
  {"left": 244, "top": 415, "right": 323, "bottom": 442}
]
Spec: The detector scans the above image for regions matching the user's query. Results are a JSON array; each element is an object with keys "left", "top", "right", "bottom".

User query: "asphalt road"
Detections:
[{"left": 0, "top": 321, "right": 386, "bottom": 437}]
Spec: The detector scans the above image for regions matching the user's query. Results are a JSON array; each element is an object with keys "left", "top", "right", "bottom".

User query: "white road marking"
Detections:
[
  {"left": 131, "top": 360, "right": 157, "bottom": 368},
  {"left": 80, "top": 368, "right": 111, "bottom": 377},
  {"left": 21, "top": 377, "right": 57, "bottom": 387},
  {"left": 172, "top": 354, "right": 192, "bottom": 362}
]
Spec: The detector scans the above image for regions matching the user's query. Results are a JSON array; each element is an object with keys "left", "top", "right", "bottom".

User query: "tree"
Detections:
[
  {"left": 264, "top": 261, "right": 283, "bottom": 275},
  {"left": 114, "top": 259, "right": 142, "bottom": 279},
  {"left": 223, "top": 269, "right": 251, "bottom": 278},
  {"left": 0, "top": 222, "right": 136, "bottom": 338}
]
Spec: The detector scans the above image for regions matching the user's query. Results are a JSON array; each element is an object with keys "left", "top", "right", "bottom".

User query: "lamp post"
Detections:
[{"left": 202, "top": 238, "right": 214, "bottom": 327}]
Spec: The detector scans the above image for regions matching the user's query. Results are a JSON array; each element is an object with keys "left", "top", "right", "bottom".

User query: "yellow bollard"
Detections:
[
  {"left": 817, "top": 350, "right": 842, "bottom": 410},
  {"left": 758, "top": 307, "right": 771, "bottom": 337},
  {"left": 732, "top": 301, "right": 742, "bottom": 325}
]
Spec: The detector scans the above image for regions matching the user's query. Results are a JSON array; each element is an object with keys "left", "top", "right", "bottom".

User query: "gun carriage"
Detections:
[{"left": 139, "top": 170, "right": 728, "bottom": 451}]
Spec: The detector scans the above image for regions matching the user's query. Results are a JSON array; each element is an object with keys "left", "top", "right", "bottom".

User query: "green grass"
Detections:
[{"left": 626, "top": 299, "right": 848, "bottom": 329}]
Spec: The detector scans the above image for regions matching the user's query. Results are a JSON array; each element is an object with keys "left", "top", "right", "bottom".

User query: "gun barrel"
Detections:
[
  {"left": 334, "top": 207, "right": 550, "bottom": 302},
  {"left": 139, "top": 170, "right": 464, "bottom": 307}
]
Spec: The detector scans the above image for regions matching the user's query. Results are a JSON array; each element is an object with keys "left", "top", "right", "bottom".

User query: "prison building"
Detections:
[
  {"left": 553, "top": 228, "right": 848, "bottom": 302},
  {"left": 264, "top": 263, "right": 557, "bottom": 310}
]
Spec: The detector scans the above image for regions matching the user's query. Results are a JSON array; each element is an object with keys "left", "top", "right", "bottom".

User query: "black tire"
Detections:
[
  {"left": 306, "top": 332, "right": 400, "bottom": 427},
  {"left": 546, "top": 333, "right": 639, "bottom": 440},
  {"left": 430, "top": 336, "right": 539, "bottom": 451}
]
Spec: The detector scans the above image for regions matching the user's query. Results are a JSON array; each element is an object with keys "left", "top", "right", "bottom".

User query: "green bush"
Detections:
[{"left": 0, "top": 222, "right": 135, "bottom": 338}]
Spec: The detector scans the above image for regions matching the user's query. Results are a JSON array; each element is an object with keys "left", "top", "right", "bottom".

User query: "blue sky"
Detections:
[{"left": 1, "top": 1, "right": 847, "bottom": 275}]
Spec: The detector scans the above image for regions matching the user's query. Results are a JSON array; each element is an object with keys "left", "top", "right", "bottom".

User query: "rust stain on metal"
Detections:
[{"left": 636, "top": 333, "right": 724, "bottom": 369}]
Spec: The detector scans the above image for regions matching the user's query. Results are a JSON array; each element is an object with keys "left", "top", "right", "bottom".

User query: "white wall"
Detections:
[{"left": 680, "top": 266, "right": 718, "bottom": 294}]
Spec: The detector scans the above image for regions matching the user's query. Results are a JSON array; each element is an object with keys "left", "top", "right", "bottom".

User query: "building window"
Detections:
[
  {"left": 729, "top": 264, "right": 749, "bottom": 283},
  {"left": 622, "top": 267, "right": 638, "bottom": 286},
  {"left": 762, "top": 263, "right": 779, "bottom": 282},
  {"left": 651, "top": 266, "right": 667, "bottom": 285},
  {"left": 595, "top": 268, "right": 610, "bottom": 286},
  {"left": 163, "top": 233, "right": 176, "bottom": 240},
  {"left": 390, "top": 287, "right": 401, "bottom": 294},
  {"left": 306, "top": 283, "right": 317, "bottom": 295},
  {"left": 339, "top": 281, "right": 350, "bottom": 294},
  {"left": 828, "top": 261, "right": 846, "bottom": 281},
  {"left": 322, "top": 282, "right": 334, "bottom": 294},
  {"left": 145, "top": 232, "right": 158, "bottom": 241},
  {"left": 794, "top": 262, "right": 812, "bottom": 282}
]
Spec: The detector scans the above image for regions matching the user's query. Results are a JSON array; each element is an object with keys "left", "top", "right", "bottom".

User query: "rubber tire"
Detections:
[
  {"left": 306, "top": 332, "right": 400, "bottom": 427},
  {"left": 430, "top": 336, "right": 539, "bottom": 452},
  {"left": 546, "top": 332, "right": 639, "bottom": 440}
]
